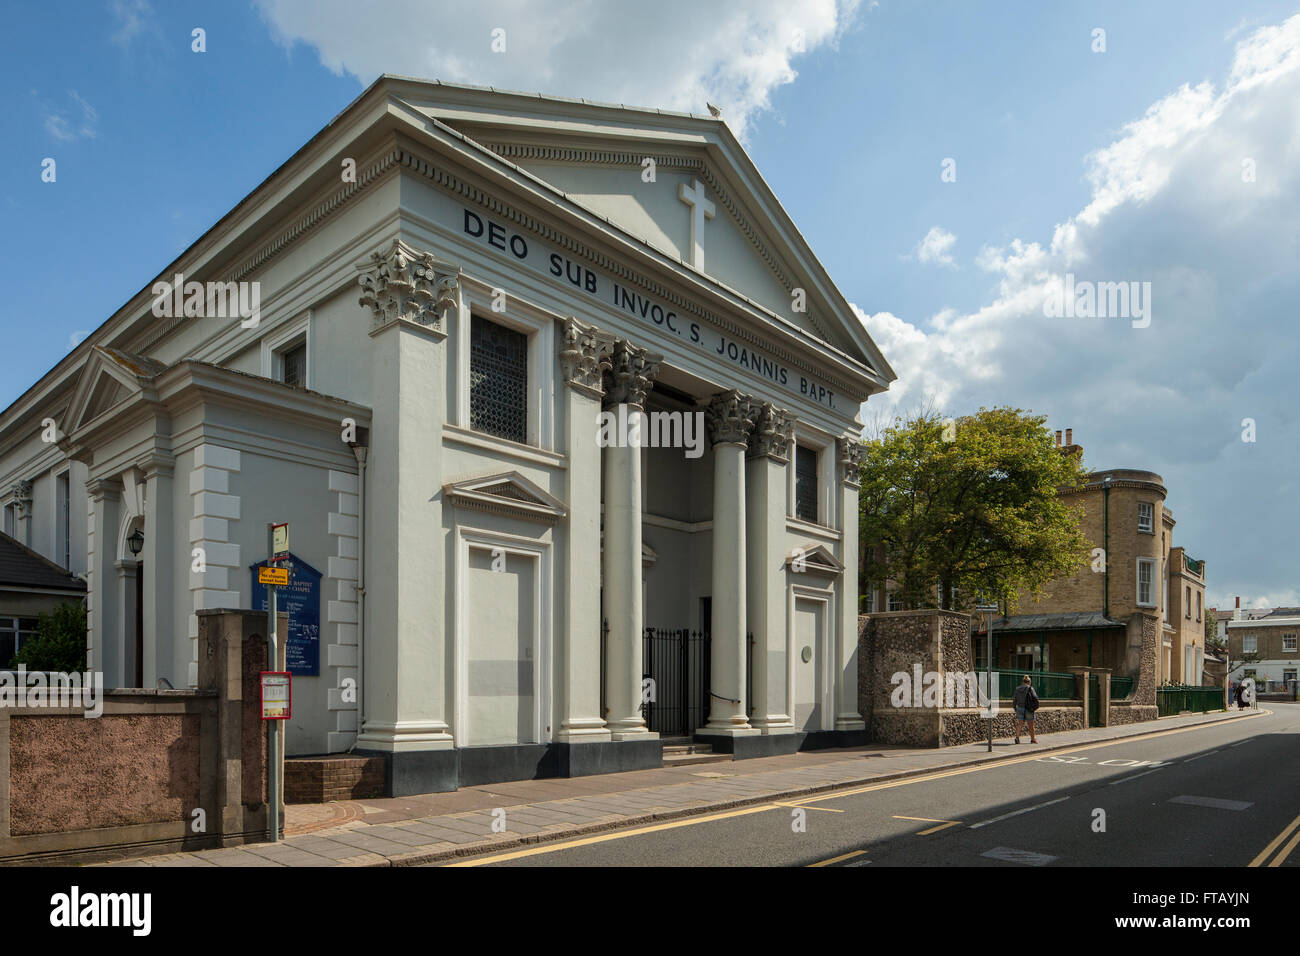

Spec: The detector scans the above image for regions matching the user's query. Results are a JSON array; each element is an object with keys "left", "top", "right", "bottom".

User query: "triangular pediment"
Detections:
[
  {"left": 387, "top": 80, "right": 895, "bottom": 386},
  {"left": 65, "top": 346, "right": 168, "bottom": 435},
  {"left": 784, "top": 543, "right": 844, "bottom": 578},
  {"left": 442, "top": 471, "right": 568, "bottom": 524}
]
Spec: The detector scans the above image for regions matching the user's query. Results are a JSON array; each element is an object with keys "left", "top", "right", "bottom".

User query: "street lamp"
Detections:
[
  {"left": 976, "top": 603, "right": 999, "bottom": 752},
  {"left": 127, "top": 527, "right": 144, "bottom": 557}
]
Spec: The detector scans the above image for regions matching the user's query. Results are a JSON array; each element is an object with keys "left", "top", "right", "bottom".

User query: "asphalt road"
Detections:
[{"left": 453, "top": 704, "right": 1300, "bottom": 867}]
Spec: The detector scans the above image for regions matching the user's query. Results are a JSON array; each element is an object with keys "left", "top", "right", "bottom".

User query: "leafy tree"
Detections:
[
  {"left": 858, "top": 407, "right": 1091, "bottom": 612},
  {"left": 9, "top": 601, "right": 87, "bottom": 673}
]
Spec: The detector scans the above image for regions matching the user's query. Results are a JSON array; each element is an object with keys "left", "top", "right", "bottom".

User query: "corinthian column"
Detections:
[
  {"left": 747, "top": 403, "right": 797, "bottom": 734},
  {"left": 700, "top": 390, "right": 760, "bottom": 737},
  {"left": 558, "top": 317, "right": 615, "bottom": 742},
  {"left": 601, "top": 339, "right": 661, "bottom": 738}
]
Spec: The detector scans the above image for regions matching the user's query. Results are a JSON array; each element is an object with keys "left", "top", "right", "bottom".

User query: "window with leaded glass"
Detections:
[
  {"left": 470, "top": 315, "right": 528, "bottom": 443},
  {"left": 794, "top": 444, "right": 818, "bottom": 523}
]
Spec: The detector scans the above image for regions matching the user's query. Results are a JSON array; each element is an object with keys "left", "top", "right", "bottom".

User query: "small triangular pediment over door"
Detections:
[
  {"left": 442, "top": 471, "right": 568, "bottom": 525},
  {"left": 784, "top": 543, "right": 844, "bottom": 579}
]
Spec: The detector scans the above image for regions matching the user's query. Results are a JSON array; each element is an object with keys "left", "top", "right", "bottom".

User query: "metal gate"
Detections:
[
  {"left": 1088, "top": 673, "right": 1101, "bottom": 726},
  {"left": 642, "top": 628, "right": 710, "bottom": 737}
]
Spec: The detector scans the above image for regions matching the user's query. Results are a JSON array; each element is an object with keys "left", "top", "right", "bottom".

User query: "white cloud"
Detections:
[
  {"left": 911, "top": 226, "right": 957, "bottom": 267},
  {"left": 108, "top": 0, "right": 155, "bottom": 49},
  {"left": 252, "top": 0, "right": 863, "bottom": 140},
  {"left": 859, "top": 14, "right": 1300, "bottom": 605},
  {"left": 43, "top": 90, "right": 98, "bottom": 142}
]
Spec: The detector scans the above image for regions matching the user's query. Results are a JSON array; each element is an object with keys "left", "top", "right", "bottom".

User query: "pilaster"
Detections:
[
  {"left": 558, "top": 317, "right": 615, "bottom": 742},
  {"left": 835, "top": 435, "right": 866, "bottom": 731}
]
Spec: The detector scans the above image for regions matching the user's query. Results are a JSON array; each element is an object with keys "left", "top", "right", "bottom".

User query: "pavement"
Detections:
[{"left": 101, "top": 705, "right": 1267, "bottom": 867}]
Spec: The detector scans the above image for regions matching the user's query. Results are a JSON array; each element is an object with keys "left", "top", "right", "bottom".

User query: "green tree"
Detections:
[
  {"left": 859, "top": 407, "right": 1091, "bottom": 611},
  {"left": 1205, "top": 607, "right": 1219, "bottom": 648},
  {"left": 10, "top": 601, "right": 87, "bottom": 673}
]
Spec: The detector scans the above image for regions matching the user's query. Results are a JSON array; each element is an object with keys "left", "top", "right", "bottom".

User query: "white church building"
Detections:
[{"left": 0, "top": 77, "right": 895, "bottom": 793}]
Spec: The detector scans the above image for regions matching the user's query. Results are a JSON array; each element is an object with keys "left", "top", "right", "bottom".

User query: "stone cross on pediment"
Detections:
[{"left": 678, "top": 177, "right": 715, "bottom": 271}]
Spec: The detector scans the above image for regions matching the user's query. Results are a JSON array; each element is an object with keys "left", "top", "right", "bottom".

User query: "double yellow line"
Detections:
[{"left": 1250, "top": 812, "right": 1300, "bottom": 867}]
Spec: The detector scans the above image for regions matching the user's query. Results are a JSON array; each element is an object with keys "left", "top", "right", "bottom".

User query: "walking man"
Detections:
[{"left": 1013, "top": 674, "right": 1039, "bottom": 744}]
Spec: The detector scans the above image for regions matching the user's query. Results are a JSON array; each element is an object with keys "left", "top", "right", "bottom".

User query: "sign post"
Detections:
[
  {"left": 976, "top": 603, "right": 999, "bottom": 753},
  {"left": 265, "top": 522, "right": 289, "bottom": 842}
]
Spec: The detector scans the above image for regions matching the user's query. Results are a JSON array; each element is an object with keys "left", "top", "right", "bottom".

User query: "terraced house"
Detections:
[{"left": 0, "top": 77, "right": 895, "bottom": 795}]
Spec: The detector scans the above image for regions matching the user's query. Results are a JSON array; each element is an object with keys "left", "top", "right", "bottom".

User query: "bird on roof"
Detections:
[{"left": 706, "top": 102, "right": 722, "bottom": 118}]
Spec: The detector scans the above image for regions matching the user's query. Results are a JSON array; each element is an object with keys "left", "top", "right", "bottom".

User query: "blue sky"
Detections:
[{"left": 3, "top": 0, "right": 1299, "bottom": 608}]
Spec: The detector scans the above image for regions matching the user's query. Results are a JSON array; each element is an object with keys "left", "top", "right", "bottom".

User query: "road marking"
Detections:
[
  {"left": 1269, "top": 829, "right": 1300, "bottom": 868},
  {"left": 982, "top": 846, "right": 1058, "bottom": 866},
  {"left": 773, "top": 802, "right": 844, "bottom": 813},
  {"left": 1168, "top": 795, "right": 1253, "bottom": 811},
  {"left": 1182, "top": 750, "right": 1219, "bottom": 762},
  {"left": 1226, "top": 739, "right": 1251, "bottom": 747},
  {"left": 807, "top": 849, "right": 867, "bottom": 867},
  {"left": 1107, "top": 768, "right": 1165, "bottom": 786},
  {"left": 450, "top": 710, "right": 1272, "bottom": 865},
  {"left": 893, "top": 815, "right": 961, "bottom": 824},
  {"left": 917, "top": 821, "right": 962, "bottom": 835},
  {"left": 1249, "top": 811, "right": 1300, "bottom": 867},
  {"left": 969, "top": 796, "right": 1070, "bottom": 829},
  {"left": 443, "top": 804, "right": 774, "bottom": 866}
]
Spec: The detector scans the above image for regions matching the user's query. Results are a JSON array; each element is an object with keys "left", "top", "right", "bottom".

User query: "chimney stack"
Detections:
[
  {"left": 1055, "top": 430, "right": 1062, "bottom": 447},
  {"left": 1235, "top": 596, "right": 1240, "bottom": 608},
  {"left": 1065, "top": 428, "right": 1073, "bottom": 446}
]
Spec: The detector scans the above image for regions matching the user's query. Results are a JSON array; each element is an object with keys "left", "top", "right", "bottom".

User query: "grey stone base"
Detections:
[
  {"left": 354, "top": 748, "right": 459, "bottom": 797},
  {"left": 358, "top": 739, "right": 664, "bottom": 795},
  {"left": 696, "top": 729, "right": 872, "bottom": 758}
]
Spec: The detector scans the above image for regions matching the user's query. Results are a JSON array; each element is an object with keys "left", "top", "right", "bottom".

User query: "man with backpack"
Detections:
[{"left": 1013, "top": 674, "right": 1040, "bottom": 744}]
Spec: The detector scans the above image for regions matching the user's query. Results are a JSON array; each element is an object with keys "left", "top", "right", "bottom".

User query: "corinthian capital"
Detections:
[
  {"left": 358, "top": 239, "right": 457, "bottom": 333},
  {"left": 9, "top": 480, "right": 33, "bottom": 516},
  {"left": 705, "top": 390, "right": 759, "bottom": 448},
  {"left": 748, "top": 403, "right": 796, "bottom": 461},
  {"left": 838, "top": 434, "right": 865, "bottom": 486},
  {"left": 558, "top": 317, "right": 615, "bottom": 398},
  {"left": 604, "top": 340, "right": 661, "bottom": 409}
]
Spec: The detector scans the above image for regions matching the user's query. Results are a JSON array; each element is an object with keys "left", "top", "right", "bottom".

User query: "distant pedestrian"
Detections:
[
  {"left": 1013, "top": 675, "right": 1039, "bottom": 744},
  {"left": 1233, "top": 681, "right": 1245, "bottom": 709}
]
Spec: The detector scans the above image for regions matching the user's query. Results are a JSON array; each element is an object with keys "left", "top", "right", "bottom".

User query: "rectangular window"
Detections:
[
  {"left": 0, "top": 617, "right": 39, "bottom": 668},
  {"left": 1243, "top": 635, "right": 1258, "bottom": 654},
  {"left": 280, "top": 341, "right": 307, "bottom": 387},
  {"left": 1284, "top": 669, "right": 1297, "bottom": 683},
  {"left": 1136, "top": 558, "right": 1155, "bottom": 607},
  {"left": 1137, "top": 502, "right": 1153, "bottom": 533},
  {"left": 1196, "top": 591, "right": 1201, "bottom": 622},
  {"left": 887, "top": 591, "right": 902, "bottom": 612},
  {"left": 2, "top": 504, "right": 13, "bottom": 538},
  {"left": 794, "top": 445, "right": 818, "bottom": 523},
  {"left": 1284, "top": 634, "right": 1297, "bottom": 653},
  {"left": 469, "top": 315, "right": 528, "bottom": 444},
  {"left": 863, "top": 588, "right": 875, "bottom": 613},
  {"left": 1186, "top": 586, "right": 1192, "bottom": 618},
  {"left": 56, "top": 471, "right": 70, "bottom": 569}
]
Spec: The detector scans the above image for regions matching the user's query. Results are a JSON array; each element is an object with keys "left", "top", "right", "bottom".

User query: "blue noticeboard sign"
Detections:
[{"left": 250, "top": 553, "right": 322, "bottom": 677}]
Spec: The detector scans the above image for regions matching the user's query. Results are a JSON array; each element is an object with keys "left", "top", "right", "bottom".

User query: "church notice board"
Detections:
[{"left": 250, "top": 553, "right": 322, "bottom": 676}]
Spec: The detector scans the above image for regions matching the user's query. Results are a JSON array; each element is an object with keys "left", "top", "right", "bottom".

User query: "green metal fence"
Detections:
[
  {"left": 1109, "top": 676, "right": 1135, "bottom": 700},
  {"left": 996, "top": 670, "right": 1079, "bottom": 700},
  {"left": 1156, "top": 684, "right": 1224, "bottom": 716}
]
